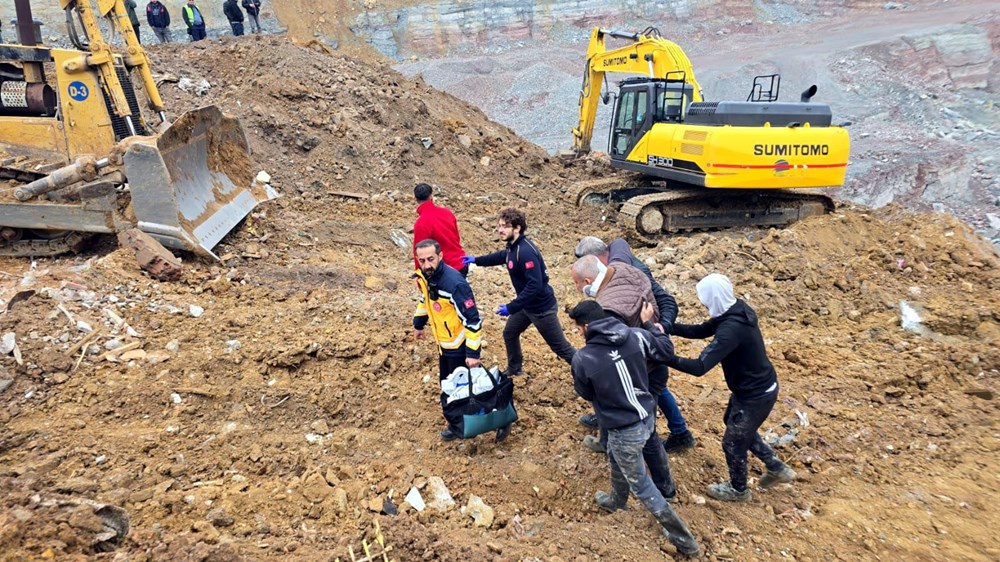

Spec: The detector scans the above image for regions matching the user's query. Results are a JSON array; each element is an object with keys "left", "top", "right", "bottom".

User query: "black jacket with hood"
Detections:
[
  {"left": 572, "top": 316, "right": 675, "bottom": 430},
  {"left": 670, "top": 299, "right": 777, "bottom": 399}
]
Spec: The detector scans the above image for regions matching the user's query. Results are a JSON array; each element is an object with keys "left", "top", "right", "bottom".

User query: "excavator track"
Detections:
[{"left": 619, "top": 188, "right": 835, "bottom": 245}]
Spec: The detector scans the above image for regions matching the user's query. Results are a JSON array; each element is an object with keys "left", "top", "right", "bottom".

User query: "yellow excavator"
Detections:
[
  {"left": 0, "top": 0, "right": 274, "bottom": 258},
  {"left": 571, "top": 27, "right": 850, "bottom": 243}
]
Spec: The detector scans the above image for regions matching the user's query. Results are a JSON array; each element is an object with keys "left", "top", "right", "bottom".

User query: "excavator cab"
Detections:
[{"left": 609, "top": 77, "right": 694, "bottom": 158}]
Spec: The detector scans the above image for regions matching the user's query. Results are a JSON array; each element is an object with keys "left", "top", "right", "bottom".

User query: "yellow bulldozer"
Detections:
[
  {"left": 571, "top": 27, "right": 851, "bottom": 243},
  {"left": 0, "top": 0, "right": 274, "bottom": 258}
]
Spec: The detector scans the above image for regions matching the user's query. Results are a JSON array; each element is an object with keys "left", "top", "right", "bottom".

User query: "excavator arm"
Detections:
[
  {"left": 59, "top": 0, "right": 166, "bottom": 127},
  {"left": 572, "top": 27, "right": 704, "bottom": 154}
]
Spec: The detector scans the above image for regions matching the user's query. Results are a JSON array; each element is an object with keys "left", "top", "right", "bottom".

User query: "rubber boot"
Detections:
[
  {"left": 654, "top": 506, "right": 700, "bottom": 557},
  {"left": 594, "top": 470, "right": 629, "bottom": 512},
  {"left": 759, "top": 462, "right": 796, "bottom": 488}
]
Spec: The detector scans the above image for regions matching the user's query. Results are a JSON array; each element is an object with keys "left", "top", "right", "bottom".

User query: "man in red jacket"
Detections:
[{"left": 413, "top": 183, "right": 468, "bottom": 276}]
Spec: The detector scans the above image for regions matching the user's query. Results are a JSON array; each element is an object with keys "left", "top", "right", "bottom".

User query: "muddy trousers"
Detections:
[
  {"left": 723, "top": 389, "right": 785, "bottom": 492},
  {"left": 598, "top": 410, "right": 676, "bottom": 499},
  {"left": 502, "top": 306, "right": 576, "bottom": 373},
  {"left": 606, "top": 415, "right": 698, "bottom": 554}
]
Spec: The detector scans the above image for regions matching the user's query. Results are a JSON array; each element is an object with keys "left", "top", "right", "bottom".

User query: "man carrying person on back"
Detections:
[
  {"left": 574, "top": 236, "right": 697, "bottom": 454},
  {"left": 569, "top": 299, "right": 700, "bottom": 558},
  {"left": 412, "top": 183, "right": 467, "bottom": 276},
  {"left": 462, "top": 208, "right": 576, "bottom": 376}
]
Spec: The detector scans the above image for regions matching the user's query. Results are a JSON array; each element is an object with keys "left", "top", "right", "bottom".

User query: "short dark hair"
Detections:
[
  {"left": 498, "top": 208, "right": 526, "bottom": 235},
  {"left": 414, "top": 183, "right": 433, "bottom": 202},
  {"left": 415, "top": 239, "right": 441, "bottom": 254},
  {"left": 569, "top": 300, "right": 607, "bottom": 325}
]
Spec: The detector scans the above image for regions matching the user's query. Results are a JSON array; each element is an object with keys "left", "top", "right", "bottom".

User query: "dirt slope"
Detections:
[{"left": 0, "top": 35, "right": 998, "bottom": 562}]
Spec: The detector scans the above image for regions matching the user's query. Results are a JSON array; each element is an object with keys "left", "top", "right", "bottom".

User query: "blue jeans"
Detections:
[{"left": 658, "top": 386, "right": 689, "bottom": 435}]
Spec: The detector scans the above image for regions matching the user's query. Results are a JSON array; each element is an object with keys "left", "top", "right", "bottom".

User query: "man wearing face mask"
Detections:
[
  {"left": 461, "top": 208, "right": 576, "bottom": 377},
  {"left": 669, "top": 273, "right": 796, "bottom": 502},
  {"left": 413, "top": 239, "right": 501, "bottom": 442},
  {"left": 574, "top": 236, "right": 696, "bottom": 454}
]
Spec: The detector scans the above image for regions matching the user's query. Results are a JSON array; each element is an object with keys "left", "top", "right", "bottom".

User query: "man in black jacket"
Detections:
[
  {"left": 570, "top": 300, "right": 699, "bottom": 557},
  {"left": 463, "top": 208, "right": 575, "bottom": 376},
  {"left": 242, "top": 0, "right": 262, "bottom": 33},
  {"left": 574, "top": 236, "right": 696, "bottom": 453},
  {"left": 669, "top": 273, "right": 796, "bottom": 502},
  {"left": 223, "top": 0, "right": 245, "bottom": 36},
  {"left": 145, "top": 0, "right": 172, "bottom": 43}
]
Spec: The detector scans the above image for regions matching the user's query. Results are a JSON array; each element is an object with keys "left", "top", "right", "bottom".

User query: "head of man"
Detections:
[
  {"left": 496, "top": 208, "right": 526, "bottom": 243},
  {"left": 415, "top": 239, "right": 443, "bottom": 278},
  {"left": 574, "top": 236, "right": 609, "bottom": 264},
  {"left": 696, "top": 273, "right": 737, "bottom": 318},
  {"left": 569, "top": 300, "right": 607, "bottom": 337},
  {"left": 571, "top": 255, "right": 606, "bottom": 297},
  {"left": 413, "top": 182, "right": 433, "bottom": 205}
]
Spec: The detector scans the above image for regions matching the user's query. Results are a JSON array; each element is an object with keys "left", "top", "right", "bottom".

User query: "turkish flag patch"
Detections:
[
  {"left": 464, "top": 299, "right": 475, "bottom": 309},
  {"left": 525, "top": 261, "right": 535, "bottom": 269}
]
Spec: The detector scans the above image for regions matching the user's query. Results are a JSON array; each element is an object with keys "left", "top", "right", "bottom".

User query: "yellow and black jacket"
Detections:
[{"left": 414, "top": 264, "right": 482, "bottom": 358}]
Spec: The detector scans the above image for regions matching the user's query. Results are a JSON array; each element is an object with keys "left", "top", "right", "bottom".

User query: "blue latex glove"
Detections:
[
  {"left": 496, "top": 304, "right": 509, "bottom": 317},
  {"left": 461, "top": 255, "right": 476, "bottom": 266}
]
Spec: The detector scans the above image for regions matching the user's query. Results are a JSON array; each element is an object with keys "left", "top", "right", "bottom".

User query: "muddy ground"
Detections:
[{"left": 1, "top": 16, "right": 999, "bottom": 562}]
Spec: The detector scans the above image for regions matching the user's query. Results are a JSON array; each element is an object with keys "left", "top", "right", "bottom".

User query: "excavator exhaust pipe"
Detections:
[
  {"left": 800, "top": 85, "right": 818, "bottom": 103},
  {"left": 123, "top": 105, "right": 277, "bottom": 259}
]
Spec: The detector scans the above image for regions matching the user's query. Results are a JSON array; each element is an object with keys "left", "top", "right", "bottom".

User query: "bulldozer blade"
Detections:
[{"left": 122, "top": 105, "right": 277, "bottom": 259}]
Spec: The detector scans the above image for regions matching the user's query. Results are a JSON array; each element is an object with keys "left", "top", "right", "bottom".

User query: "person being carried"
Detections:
[
  {"left": 669, "top": 273, "right": 796, "bottom": 502},
  {"left": 569, "top": 300, "right": 700, "bottom": 558},
  {"left": 412, "top": 183, "right": 467, "bottom": 276},
  {"left": 462, "top": 208, "right": 575, "bottom": 376},
  {"left": 574, "top": 236, "right": 696, "bottom": 453},
  {"left": 413, "top": 240, "right": 508, "bottom": 442}
]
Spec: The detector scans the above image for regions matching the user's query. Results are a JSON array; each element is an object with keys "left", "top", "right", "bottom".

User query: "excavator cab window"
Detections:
[{"left": 611, "top": 89, "right": 636, "bottom": 156}]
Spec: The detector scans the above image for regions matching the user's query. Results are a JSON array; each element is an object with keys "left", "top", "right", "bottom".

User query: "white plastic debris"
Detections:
[
  {"left": 189, "top": 305, "right": 204, "bottom": 318},
  {"left": 255, "top": 170, "right": 271, "bottom": 184},
  {"left": 404, "top": 487, "right": 426, "bottom": 512},
  {"left": 899, "top": 301, "right": 925, "bottom": 334}
]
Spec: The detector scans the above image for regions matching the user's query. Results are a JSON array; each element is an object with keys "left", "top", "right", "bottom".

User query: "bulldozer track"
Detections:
[
  {"left": 619, "top": 188, "right": 835, "bottom": 245},
  {"left": 0, "top": 231, "right": 93, "bottom": 257}
]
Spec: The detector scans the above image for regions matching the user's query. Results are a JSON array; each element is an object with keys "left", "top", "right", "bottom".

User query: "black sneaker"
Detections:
[
  {"left": 663, "top": 431, "right": 696, "bottom": 453},
  {"left": 440, "top": 428, "right": 460, "bottom": 442},
  {"left": 578, "top": 413, "right": 599, "bottom": 429},
  {"left": 500, "top": 368, "right": 522, "bottom": 377},
  {"left": 495, "top": 424, "right": 511, "bottom": 443}
]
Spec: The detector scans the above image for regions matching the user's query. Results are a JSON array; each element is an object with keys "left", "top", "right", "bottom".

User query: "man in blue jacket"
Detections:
[
  {"left": 570, "top": 299, "right": 699, "bottom": 557},
  {"left": 574, "top": 236, "right": 696, "bottom": 453},
  {"left": 669, "top": 273, "right": 796, "bottom": 501},
  {"left": 463, "top": 208, "right": 575, "bottom": 376}
]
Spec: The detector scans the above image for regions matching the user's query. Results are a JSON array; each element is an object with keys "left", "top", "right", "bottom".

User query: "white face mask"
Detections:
[{"left": 582, "top": 261, "right": 608, "bottom": 297}]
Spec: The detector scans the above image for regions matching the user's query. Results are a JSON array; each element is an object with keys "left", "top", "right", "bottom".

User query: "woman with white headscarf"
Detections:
[{"left": 668, "top": 273, "right": 796, "bottom": 502}]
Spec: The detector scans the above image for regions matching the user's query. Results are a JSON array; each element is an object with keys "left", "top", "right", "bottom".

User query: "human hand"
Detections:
[
  {"left": 414, "top": 328, "right": 426, "bottom": 340},
  {"left": 496, "top": 304, "right": 510, "bottom": 317},
  {"left": 465, "top": 357, "right": 481, "bottom": 368},
  {"left": 640, "top": 301, "right": 656, "bottom": 323},
  {"left": 461, "top": 255, "right": 476, "bottom": 266}
]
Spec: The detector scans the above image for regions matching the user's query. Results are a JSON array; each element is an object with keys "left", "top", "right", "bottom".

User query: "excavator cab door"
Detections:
[{"left": 609, "top": 83, "right": 651, "bottom": 160}]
